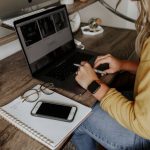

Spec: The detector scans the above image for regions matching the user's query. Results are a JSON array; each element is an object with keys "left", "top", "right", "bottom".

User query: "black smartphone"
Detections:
[{"left": 31, "top": 101, "right": 77, "bottom": 122}]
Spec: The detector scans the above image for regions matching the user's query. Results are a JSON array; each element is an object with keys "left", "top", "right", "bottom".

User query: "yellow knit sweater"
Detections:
[{"left": 101, "top": 37, "right": 150, "bottom": 139}]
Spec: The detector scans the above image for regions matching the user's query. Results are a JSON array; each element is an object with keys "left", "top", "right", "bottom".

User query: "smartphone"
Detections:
[{"left": 31, "top": 101, "right": 77, "bottom": 122}]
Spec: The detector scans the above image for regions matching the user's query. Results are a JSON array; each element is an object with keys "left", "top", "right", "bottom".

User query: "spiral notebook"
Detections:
[{"left": 0, "top": 85, "right": 91, "bottom": 150}]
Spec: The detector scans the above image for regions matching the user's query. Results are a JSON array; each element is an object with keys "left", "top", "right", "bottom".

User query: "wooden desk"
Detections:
[{"left": 0, "top": 26, "right": 137, "bottom": 150}]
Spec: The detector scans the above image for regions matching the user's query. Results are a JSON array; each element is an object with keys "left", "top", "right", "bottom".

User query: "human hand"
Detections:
[
  {"left": 75, "top": 61, "right": 100, "bottom": 89},
  {"left": 94, "top": 54, "right": 122, "bottom": 74}
]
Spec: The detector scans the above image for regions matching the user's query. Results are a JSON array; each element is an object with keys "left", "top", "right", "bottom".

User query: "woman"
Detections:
[{"left": 71, "top": 0, "right": 150, "bottom": 149}]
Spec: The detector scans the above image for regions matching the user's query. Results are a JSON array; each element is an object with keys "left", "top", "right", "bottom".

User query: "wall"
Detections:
[
  {"left": 79, "top": 0, "right": 138, "bottom": 29},
  {"left": 0, "top": 39, "right": 21, "bottom": 60}
]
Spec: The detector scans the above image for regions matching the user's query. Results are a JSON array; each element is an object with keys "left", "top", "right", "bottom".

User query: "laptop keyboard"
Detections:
[{"left": 47, "top": 52, "right": 93, "bottom": 80}]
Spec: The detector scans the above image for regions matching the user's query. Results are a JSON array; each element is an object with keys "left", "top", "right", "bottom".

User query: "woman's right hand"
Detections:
[{"left": 94, "top": 54, "right": 122, "bottom": 74}]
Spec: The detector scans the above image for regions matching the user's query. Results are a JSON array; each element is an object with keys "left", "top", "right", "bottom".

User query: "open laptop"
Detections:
[{"left": 14, "top": 5, "right": 102, "bottom": 94}]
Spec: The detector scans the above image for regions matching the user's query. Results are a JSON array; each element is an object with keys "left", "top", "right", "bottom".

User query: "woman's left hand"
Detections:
[{"left": 75, "top": 61, "right": 100, "bottom": 89}]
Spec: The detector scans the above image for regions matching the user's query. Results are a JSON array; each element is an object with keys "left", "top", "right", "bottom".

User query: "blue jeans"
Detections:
[{"left": 71, "top": 92, "right": 150, "bottom": 150}]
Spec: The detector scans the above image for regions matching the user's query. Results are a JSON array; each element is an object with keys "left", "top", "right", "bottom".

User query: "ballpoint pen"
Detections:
[{"left": 73, "top": 63, "right": 106, "bottom": 75}]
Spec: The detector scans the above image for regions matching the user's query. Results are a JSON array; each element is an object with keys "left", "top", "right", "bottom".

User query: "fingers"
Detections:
[
  {"left": 95, "top": 54, "right": 111, "bottom": 63},
  {"left": 75, "top": 61, "right": 92, "bottom": 78},
  {"left": 80, "top": 61, "right": 92, "bottom": 70},
  {"left": 94, "top": 57, "right": 110, "bottom": 68},
  {"left": 80, "top": 61, "right": 87, "bottom": 66},
  {"left": 80, "top": 61, "right": 91, "bottom": 68},
  {"left": 94, "top": 54, "right": 111, "bottom": 68},
  {"left": 75, "top": 61, "right": 99, "bottom": 89},
  {"left": 75, "top": 61, "right": 88, "bottom": 76},
  {"left": 103, "top": 68, "right": 115, "bottom": 74}
]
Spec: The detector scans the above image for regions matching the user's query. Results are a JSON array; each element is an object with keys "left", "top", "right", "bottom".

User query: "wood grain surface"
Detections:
[{"left": 0, "top": 26, "right": 137, "bottom": 150}]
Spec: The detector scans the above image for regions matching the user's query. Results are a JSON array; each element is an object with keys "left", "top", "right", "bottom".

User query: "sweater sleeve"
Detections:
[{"left": 100, "top": 39, "right": 150, "bottom": 139}]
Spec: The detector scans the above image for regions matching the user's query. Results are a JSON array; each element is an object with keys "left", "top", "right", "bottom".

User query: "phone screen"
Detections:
[{"left": 36, "top": 102, "right": 72, "bottom": 119}]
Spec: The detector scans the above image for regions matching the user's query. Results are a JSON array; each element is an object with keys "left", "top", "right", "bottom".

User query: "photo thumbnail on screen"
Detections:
[
  {"left": 21, "top": 22, "right": 41, "bottom": 46},
  {"left": 53, "top": 11, "right": 68, "bottom": 31},
  {"left": 38, "top": 16, "right": 56, "bottom": 38}
]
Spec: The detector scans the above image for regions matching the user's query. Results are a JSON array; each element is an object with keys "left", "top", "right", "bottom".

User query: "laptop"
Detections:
[{"left": 14, "top": 5, "right": 104, "bottom": 94}]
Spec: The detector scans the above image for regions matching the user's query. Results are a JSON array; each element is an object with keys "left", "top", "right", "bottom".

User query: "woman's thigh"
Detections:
[{"left": 73, "top": 102, "right": 150, "bottom": 150}]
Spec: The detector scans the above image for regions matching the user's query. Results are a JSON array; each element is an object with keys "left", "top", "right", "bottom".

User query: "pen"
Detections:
[{"left": 73, "top": 63, "right": 106, "bottom": 74}]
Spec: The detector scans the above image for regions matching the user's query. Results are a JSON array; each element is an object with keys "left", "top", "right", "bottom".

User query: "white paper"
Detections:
[{"left": 0, "top": 85, "right": 91, "bottom": 150}]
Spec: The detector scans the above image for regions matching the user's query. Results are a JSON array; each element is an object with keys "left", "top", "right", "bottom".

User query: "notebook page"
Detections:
[{"left": 0, "top": 85, "right": 91, "bottom": 149}]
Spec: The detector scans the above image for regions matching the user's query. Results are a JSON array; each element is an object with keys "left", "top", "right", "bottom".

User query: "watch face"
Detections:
[
  {"left": 88, "top": 81, "right": 101, "bottom": 94},
  {"left": 69, "top": 12, "right": 81, "bottom": 33}
]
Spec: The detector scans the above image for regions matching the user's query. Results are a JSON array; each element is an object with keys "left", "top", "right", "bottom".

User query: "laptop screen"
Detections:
[{"left": 14, "top": 5, "right": 75, "bottom": 74}]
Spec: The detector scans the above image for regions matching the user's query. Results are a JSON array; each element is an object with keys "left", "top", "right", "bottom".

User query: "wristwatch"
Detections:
[{"left": 87, "top": 80, "right": 101, "bottom": 94}]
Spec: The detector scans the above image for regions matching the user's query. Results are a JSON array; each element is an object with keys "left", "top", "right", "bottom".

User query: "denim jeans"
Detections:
[{"left": 71, "top": 92, "right": 150, "bottom": 150}]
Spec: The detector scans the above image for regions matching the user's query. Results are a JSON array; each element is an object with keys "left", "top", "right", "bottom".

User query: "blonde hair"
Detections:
[{"left": 135, "top": 0, "right": 150, "bottom": 55}]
